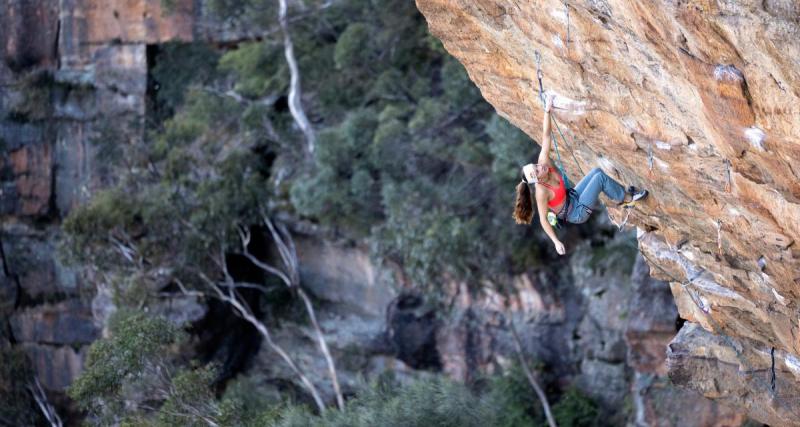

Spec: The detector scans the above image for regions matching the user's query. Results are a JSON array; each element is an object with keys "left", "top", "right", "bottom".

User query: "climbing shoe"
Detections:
[{"left": 620, "top": 186, "right": 648, "bottom": 208}]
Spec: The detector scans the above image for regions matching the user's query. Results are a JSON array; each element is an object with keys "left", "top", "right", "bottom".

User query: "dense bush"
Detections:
[
  {"left": 270, "top": 375, "right": 601, "bottom": 427},
  {"left": 70, "top": 315, "right": 603, "bottom": 427}
]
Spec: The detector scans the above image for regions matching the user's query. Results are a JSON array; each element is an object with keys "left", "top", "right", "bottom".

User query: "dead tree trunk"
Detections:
[
  {"left": 188, "top": 273, "right": 328, "bottom": 413},
  {"left": 508, "top": 318, "right": 558, "bottom": 427},
  {"left": 28, "top": 377, "right": 63, "bottom": 427},
  {"left": 237, "top": 215, "right": 345, "bottom": 410},
  {"left": 278, "top": 0, "right": 316, "bottom": 156}
]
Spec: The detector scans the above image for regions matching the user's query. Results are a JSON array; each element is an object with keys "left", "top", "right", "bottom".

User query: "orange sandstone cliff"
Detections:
[{"left": 415, "top": 0, "right": 800, "bottom": 424}]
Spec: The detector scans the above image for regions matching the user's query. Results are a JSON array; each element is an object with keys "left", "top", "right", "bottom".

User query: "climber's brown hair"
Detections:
[{"left": 513, "top": 180, "right": 533, "bottom": 224}]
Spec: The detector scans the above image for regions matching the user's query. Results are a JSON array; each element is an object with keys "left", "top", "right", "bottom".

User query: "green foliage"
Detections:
[
  {"left": 482, "top": 366, "right": 543, "bottom": 426},
  {"left": 266, "top": 373, "right": 604, "bottom": 427},
  {"left": 486, "top": 114, "right": 535, "bottom": 182},
  {"left": 334, "top": 23, "right": 376, "bottom": 70},
  {"left": 272, "top": 0, "right": 555, "bottom": 284},
  {"left": 63, "top": 83, "right": 270, "bottom": 278},
  {"left": 552, "top": 386, "right": 601, "bottom": 427},
  {"left": 274, "top": 377, "right": 488, "bottom": 427},
  {"left": 150, "top": 42, "right": 220, "bottom": 120},
  {"left": 68, "top": 310, "right": 181, "bottom": 409},
  {"left": 156, "top": 366, "right": 222, "bottom": 427},
  {"left": 441, "top": 57, "right": 481, "bottom": 107},
  {"left": 67, "top": 310, "right": 239, "bottom": 426},
  {"left": 217, "top": 375, "right": 285, "bottom": 426},
  {"left": 89, "top": 0, "right": 559, "bottom": 300},
  {"left": 219, "top": 42, "right": 287, "bottom": 99}
]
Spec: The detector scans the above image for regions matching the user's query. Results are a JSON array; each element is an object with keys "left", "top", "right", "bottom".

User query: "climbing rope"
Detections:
[{"left": 534, "top": 50, "right": 585, "bottom": 188}]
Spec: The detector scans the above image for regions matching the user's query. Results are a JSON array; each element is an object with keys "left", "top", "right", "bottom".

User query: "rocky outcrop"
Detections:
[
  {"left": 415, "top": 0, "right": 800, "bottom": 422},
  {"left": 668, "top": 322, "right": 800, "bottom": 426},
  {"left": 625, "top": 256, "right": 746, "bottom": 427},
  {"left": 249, "top": 230, "right": 745, "bottom": 425}
]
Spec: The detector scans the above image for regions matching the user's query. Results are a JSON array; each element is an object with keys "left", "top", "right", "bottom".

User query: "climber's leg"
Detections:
[
  {"left": 567, "top": 170, "right": 626, "bottom": 224},
  {"left": 572, "top": 167, "right": 603, "bottom": 194},
  {"left": 577, "top": 169, "right": 626, "bottom": 206}
]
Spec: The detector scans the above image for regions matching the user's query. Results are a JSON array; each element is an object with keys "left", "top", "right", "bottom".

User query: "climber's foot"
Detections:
[{"left": 620, "top": 186, "right": 648, "bottom": 208}]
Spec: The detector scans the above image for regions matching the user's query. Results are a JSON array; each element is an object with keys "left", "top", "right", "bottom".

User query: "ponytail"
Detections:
[{"left": 513, "top": 181, "right": 533, "bottom": 224}]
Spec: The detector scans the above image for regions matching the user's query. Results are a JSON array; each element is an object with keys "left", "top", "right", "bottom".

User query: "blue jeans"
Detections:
[{"left": 563, "top": 168, "right": 626, "bottom": 224}]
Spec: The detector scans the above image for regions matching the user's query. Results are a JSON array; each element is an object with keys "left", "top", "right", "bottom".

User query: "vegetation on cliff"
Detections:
[
  {"left": 58, "top": 0, "right": 606, "bottom": 423},
  {"left": 70, "top": 310, "right": 598, "bottom": 426}
]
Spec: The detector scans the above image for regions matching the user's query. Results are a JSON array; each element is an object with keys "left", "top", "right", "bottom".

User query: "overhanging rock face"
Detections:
[{"left": 415, "top": 0, "right": 800, "bottom": 422}]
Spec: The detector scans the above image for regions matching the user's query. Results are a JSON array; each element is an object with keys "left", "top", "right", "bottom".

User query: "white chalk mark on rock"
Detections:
[
  {"left": 597, "top": 157, "right": 615, "bottom": 172},
  {"left": 552, "top": 34, "right": 564, "bottom": 49},
  {"left": 771, "top": 288, "right": 787, "bottom": 305},
  {"left": 549, "top": 8, "right": 568, "bottom": 23},
  {"left": 543, "top": 90, "right": 588, "bottom": 115},
  {"left": 744, "top": 127, "right": 766, "bottom": 152},
  {"left": 655, "top": 141, "right": 672, "bottom": 150},
  {"left": 785, "top": 354, "right": 800, "bottom": 377},
  {"left": 713, "top": 65, "right": 744, "bottom": 82}
]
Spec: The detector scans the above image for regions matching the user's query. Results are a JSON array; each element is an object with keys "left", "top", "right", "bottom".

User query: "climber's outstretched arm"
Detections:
[
  {"left": 535, "top": 186, "right": 565, "bottom": 255},
  {"left": 537, "top": 94, "right": 554, "bottom": 167}
]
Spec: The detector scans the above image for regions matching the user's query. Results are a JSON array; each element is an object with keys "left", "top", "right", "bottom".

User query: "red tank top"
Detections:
[{"left": 539, "top": 167, "right": 566, "bottom": 209}]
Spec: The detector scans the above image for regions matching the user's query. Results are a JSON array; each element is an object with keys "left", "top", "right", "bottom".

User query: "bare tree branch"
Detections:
[
  {"left": 508, "top": 318, "right": 558, "bottom": 427},
  {"left": 295, "top": 286, "right": 344, "bottom": 410},
  {"left": 237, "top": 214, "right": 345, "bottom": 411},
  {"left": 191, "top": 269, "right": 327, "bottom": 413},
  {"left": 278, "top": 0, "right": 316, "bottom": 155},
  {"left": 28, "top": 377, "right": 63, "bottom": 427}
]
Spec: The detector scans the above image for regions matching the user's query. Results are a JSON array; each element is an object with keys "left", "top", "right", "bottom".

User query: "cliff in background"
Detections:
[
  {"left": 0, "top": 0, "right": 262, "bottom": 414},
  {"left": 415, "top": 0, "right": 800, "bottom": 424}
]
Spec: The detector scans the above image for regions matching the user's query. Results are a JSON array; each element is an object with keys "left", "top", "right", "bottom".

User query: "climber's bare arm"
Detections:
[
  {"left": 537, "top": 94, "right": 554, "bottom": 167},
  {"left": 535, "top": 186, "right": 565, "bottom": 255}
]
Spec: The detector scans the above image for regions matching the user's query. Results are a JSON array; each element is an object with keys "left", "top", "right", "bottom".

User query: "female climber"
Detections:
[{"left": 513, "top": 94, "right": 648, "bottom": 255}]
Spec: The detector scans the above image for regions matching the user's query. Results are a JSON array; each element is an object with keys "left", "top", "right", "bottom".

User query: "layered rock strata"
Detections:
[
  {"left": 415, "top": 0, "right": 800, "bottom": 423},
  {"left": 0, "top": 0, "right": 270, "bottom": 394}
]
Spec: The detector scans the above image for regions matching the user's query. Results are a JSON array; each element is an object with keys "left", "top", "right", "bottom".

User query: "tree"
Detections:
[{"left": 64, "top": 87, "right": 342, "bottom": 416}]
